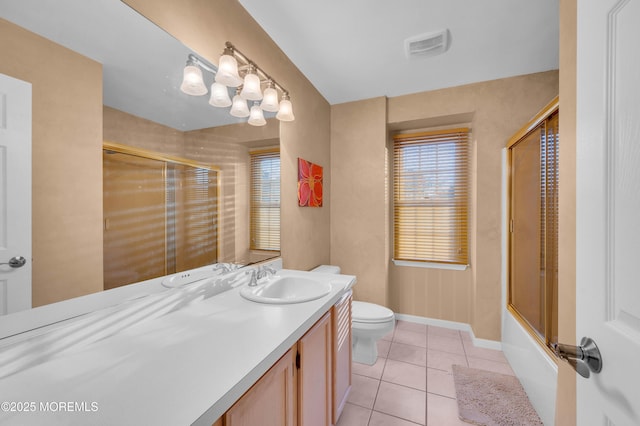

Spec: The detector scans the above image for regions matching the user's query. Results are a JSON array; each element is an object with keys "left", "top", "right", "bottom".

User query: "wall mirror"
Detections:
[{"left": 0, "top": 0, "right": 280, "bottom": 312}]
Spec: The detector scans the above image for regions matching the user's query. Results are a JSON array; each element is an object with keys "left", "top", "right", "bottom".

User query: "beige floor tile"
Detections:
[
  {"left": 426, "top": 333, "right": 465, "bottom": 355},
  {"left": 348, "top": 374, "right": 380, "bottom": 409},
  {"left": 426, "top": 368, "right": 456, "bottom": 398},
  {"left": 345, "top": 325, "right": 515, "bottom": 426},
  {"left": 394, "top": 329, "right": 428, "bottom": 348},
  {"left": 377, "top": 339, "right": 391, "bottom": 358},
  {"left": 370, "top": 410, "right": 423, "bottom": 426},
  {"left": 463, "top": 342, "right": 509, "bottom": 363},
  {"left": 426, "top": 393, "right": 468, "bottom": 426},
  {"left": 336, "top": 403, "right": 371, "bottom": 426},
  {"left": 427, "top": 326, "right": 461, "bottom": 339},
  {"left": 374, "top": 381, "right": 426, "bottom": 425},
  {"left": 388, "top": 342, "right": 427, "bottom": 366},
  {"left": 382, "top": 359, "right": 427, "bottom": 391},
  {"left": 382, "top": 327, "right": 395, "bottom": 341},
  {"left": 467, "top": 357, "right": 515, "bottom": 376},
  {"left": 353, "top": 357, "right": 386, "bottom": 380},
  {"left": 396, "top": 320, "right": 428, "bottom": 334},
  {"left": 426, "top": 349, "right": 468, "bottom": 372}
]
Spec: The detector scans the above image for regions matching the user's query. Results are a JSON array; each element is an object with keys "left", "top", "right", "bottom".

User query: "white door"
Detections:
[
  {"left": 576, "top": 0, "right": 640, "bottom": 425},
  {"left": 0, "top": 73, "right": 32, "bottom": 315}
]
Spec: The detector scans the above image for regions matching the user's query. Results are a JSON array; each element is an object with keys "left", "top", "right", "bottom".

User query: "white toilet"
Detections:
[
  {"left": 312, "top": 265, "right": 396, "bottom": 365},
  {"left": 351, "top": 300, "right": 395, "bottom": 365}
]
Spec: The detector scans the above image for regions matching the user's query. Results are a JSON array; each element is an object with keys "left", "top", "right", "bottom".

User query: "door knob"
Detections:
[
  {"left": 552, "top": 337, "right": 602, "bottom": 378},
  {"left": 0, "top": 256, "right": 26, "bottom": 268}
]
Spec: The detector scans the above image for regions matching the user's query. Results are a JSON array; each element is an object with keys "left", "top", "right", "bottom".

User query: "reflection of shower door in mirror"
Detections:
[
  {"left": 103, "top": 146, "right": 219, "bottom": 290},
  {"left": 173, "top": 165, "right": 218, "bottom": 272},
  {"left": 508, "top": 103, "right": 559, "bottom": 347}
]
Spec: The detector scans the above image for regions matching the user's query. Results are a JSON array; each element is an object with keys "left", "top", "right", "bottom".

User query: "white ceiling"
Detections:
[
  {"left": 238, "top": 0, "right": 559, "bottom": 105},
  {"left": 1, "top": 1, "right": 559, "bottom": 129}
]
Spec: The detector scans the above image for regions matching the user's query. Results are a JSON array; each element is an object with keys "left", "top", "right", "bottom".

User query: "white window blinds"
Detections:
[
  {"left": 393, "top": 128, "right": 470, "bottom": 265},
  {"left": 250, "top": 149, "right": 280, "bottom": 251}
]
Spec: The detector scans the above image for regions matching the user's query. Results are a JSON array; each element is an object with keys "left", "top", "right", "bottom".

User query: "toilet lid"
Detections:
[{"left": 352, "top": 301, "right": 394, "bottom": 323}]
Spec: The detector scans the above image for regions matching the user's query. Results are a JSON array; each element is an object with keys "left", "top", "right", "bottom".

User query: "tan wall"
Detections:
[
  {"left": 556, "top": 0, "right": 577, "bottom": 423},
  {"left": 104, "top": 106, "right": 185, "bottom": 156},
  {"left": 331, "top": 71, "right": 559, "bottom": 340},
  {"left": 330, "top": 97, "right": 388, "bottom": 305},
  {"left": 123, "top": 0, "right": 332, "bottom": 271},
  {"left": 0, "top": 18, "right": 104, "bottom": 307}
]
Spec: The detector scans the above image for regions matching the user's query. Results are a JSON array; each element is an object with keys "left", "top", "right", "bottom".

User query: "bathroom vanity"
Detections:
[{"left": 0, "top": 266, "right": 355, "bottom": 425}]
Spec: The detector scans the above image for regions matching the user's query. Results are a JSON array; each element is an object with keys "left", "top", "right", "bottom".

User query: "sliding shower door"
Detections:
[{"left": 508, "top": 102, "right": 559, "bottom": 347}]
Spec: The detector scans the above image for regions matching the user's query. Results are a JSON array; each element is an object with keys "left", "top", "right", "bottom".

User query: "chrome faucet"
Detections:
[
  {"left": 213, "top": 262, "right": 241, "bottom": 274},
  {"left": 246, "top": 265, "right": 277, "bottom": 287},
  {"left": 212, "top": 263, "right": 232, "bottom": 274},
  {"left": 257, "top": 265, "right": 277, "bottom": 280},
  {"left": 247, "top": 269, "right": 259, "bottom": 287}
]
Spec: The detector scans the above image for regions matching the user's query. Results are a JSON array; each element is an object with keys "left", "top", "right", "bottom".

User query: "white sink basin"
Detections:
[{"left": 240, "top": 275, "right": 331, "bottom": 304}]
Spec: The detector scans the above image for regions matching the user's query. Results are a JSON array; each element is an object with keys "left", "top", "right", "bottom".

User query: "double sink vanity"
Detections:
[{"left": 0, "top": 262, "right": 355, "bottom": 425}]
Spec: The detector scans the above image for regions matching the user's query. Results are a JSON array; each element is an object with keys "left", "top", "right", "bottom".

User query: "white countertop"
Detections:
[{"left": 0, "top": 269, "right": 355, "bottom": 425}]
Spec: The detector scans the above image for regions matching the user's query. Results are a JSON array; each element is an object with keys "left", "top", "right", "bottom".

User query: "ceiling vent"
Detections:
[{"left": 405, "top": 29, "right": 451, "bottom": 59}]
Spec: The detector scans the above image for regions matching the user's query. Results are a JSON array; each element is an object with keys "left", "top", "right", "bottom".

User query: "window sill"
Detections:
[{"left": 392, "top": 259, "right": 469, "bottom": 271}]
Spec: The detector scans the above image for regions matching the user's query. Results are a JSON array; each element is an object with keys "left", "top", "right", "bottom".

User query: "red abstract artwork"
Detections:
[{"left": 298, "top": 158, "right": 323, "bottom": 207}]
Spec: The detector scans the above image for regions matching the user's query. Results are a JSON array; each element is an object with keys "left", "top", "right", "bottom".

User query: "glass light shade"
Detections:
[
  {"left": 248, "top": 104, "right": 267, "bottom": 126},
  {"left": 215, "top": 54, "right": 243, "bottom": 87},
  {"left": 276, "top": 98, "right": 295, "bottom": 121},
  {"left": 209, "top": 82, "right": 232, "bottom": 107},
  {"left": 230, "top": 94, "right": 250, "bottom": 118},
  {"left": 260, "top": 86, "right": 280, "bottom": 112},
  {"left": 180, "top": 65, "right": 207, "bottom": 96},
  {"left": 240, "top": 73, "right": 263, "bottom": 101}
]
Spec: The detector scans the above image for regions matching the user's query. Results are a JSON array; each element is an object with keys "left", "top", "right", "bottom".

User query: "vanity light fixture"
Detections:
[
  {"left": 230, "top": 88, "right": 250, "bottom": 118},
  {"left": 215, "top": 46, "right": 243, "bottom": 87},
  {"left": 276, "top": 93, "right": 295, "bottom": 122},
  {"left": 180, "top": 55, "right": 208, "bottom": 96},
  {"left": 260, "top": 80, "right": 280, "bottom": 112},
  {"left": 248, "top": 102, "right": 267, "bottom": 126},
  {"left": 240, "top": 64, "right": 263, "bottom": 101},
  {"left": 180, "top": 42, "right": 294, "bottom": 126},
  {"left": 209, "top": 82, "right": 232, "bottom": 107}
]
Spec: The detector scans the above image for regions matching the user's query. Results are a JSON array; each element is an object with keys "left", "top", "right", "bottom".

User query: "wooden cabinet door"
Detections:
[
  {"left": 332, "top": 291, "right": 352, "bottom": 424},
  {"left": 225, "top": 348, "right": 295, "bottom": 426},
  {"left": 298, "top": 312, "right": 332, "bottom": 426}
]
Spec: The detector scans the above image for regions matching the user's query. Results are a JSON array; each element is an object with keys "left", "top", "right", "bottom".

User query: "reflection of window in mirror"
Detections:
[{"left": 250, "top": 149, "right": 281, "bottom": 252}]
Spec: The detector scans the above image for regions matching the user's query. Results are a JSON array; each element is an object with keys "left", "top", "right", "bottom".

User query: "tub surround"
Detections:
[{"left": 0, "top": 268, "right": 355, "bottom": 425}]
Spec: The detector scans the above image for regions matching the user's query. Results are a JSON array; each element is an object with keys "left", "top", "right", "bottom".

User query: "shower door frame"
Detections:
[{"left": 506, "top": 96, "right": 559, "bottom": 357}]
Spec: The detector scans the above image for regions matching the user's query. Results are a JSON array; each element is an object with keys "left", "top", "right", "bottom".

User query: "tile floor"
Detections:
[{"left": 337, "top": 320, "right": 515, "bottom": 426}]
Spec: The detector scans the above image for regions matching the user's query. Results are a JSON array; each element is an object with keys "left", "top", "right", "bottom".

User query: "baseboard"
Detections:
[{"left": 394, "top": 313, "right": 502, "bottom": 351}]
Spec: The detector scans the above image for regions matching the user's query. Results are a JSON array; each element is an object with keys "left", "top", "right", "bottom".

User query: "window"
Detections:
[
  {"left": 392, "top": 128, "right": 470, "bottom": 266},
  {"left": 250, "top": 149, "right": 280, "bottom": 251}
]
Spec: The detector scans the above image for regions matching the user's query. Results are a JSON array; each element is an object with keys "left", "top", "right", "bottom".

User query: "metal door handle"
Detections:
[
  {"left": 552, "top": 337, "right": 602, "bottom": 378},
  {"left": 0, "top": 256, "right": 26, "bottom": 268}
]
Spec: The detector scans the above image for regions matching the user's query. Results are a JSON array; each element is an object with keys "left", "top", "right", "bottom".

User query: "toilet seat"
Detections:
[{"left": 352, "top": 301, "right": 394, "bottom": 324}]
